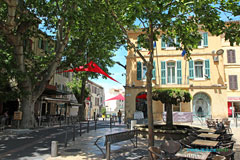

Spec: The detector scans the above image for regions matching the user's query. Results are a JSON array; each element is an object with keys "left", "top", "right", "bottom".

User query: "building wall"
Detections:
[{"left": 125, "top": 30, "right": 233, "bottom": 122}]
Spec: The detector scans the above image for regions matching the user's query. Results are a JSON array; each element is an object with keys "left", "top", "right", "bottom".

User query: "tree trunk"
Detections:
[
  {"left": 78, "top": 76, "right": 87, "bottom": 120},
  {"left": 20, "top": 93, "right": 36, "bottom": 128},
  {"left": 146, "top": 20, "right": 154, "bottom": 147},
  {"left": 166, "top": 103, "right": 173, "bottom": 128}
]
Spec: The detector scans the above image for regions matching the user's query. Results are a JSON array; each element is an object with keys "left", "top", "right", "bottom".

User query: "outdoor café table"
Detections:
[
  {"left": 197, "top": 129, "right": 216, "bottom": 133},
  {"left": 197, "top": 133, "right": 220, "bottom": 139},
  {"left": 191, "top": 139, "right": 219, "bottom": 148},
  {"left": 175, "top": 148, "right": 211, "bottom": 160}
]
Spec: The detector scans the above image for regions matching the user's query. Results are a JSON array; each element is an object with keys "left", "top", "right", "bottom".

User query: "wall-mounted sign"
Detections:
[{"left": 14, "top": 111, "right": 22, "bottom": 120}]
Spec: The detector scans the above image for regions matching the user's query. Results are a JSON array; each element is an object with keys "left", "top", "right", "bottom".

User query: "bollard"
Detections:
[
  {"left": 51, "top": 141, "right": 58, "bottom": 157},
  {"left": 72, "top": 124, "right": 75, "bottom": 141},
  {"left": 64, "top": 130, "right": 68, "bottom": 147},
  {"left": 95, "top": 120, "right": 97, "bottom": 130},
  {"left": 106, "top": 142, "right": 111, "bottom": 160},
  {"left": 79, "top": 122, "right": 82, "bottom": 136},
  {"left": 87, "top": 121, "right": 89, "bottom": 133},
  {"left": 110, "top": 118, "right": 112, "bottom": 129}
]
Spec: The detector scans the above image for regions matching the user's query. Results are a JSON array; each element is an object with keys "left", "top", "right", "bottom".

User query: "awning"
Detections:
[
  {"left": 70, "top": 103, "right": 83, "bottom": 107},
  {"left": 105, "top": 94, "right": 125, "bottom": 101},
  {"left": 228, "top": 97, "right": 240, "bottom": 102},
  {"left": 44, "top": 97, "right": 70, "bottom": 103}
]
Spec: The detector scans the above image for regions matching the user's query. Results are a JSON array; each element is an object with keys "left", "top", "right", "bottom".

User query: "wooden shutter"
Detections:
[
  {"left": 161, "top": 61, "right": 166, "bottom": 84},
  {"left": 137, "top": 62, "right": 142, "bottom": 80},
  {"left": 176, "top": 36, "right": 180, "bottom": 47},
  {"left": 203, "top": 32, "right": 208, "bottom": 47},
  {"left": 177, "top": 60, "right": 182, "bottom": 84},
  {"left": 152, "top": 61, "right": 156, "bottom": 80},
  {"left": 229, "top": 75, "right": 238, "bottom": 90},
  {"left": 137, "top": 37, "right": 141, "bottom": 49},
  {"left": 205, "top": 59, "right": 210, "bottom": 79},
  {"left": 231, "top": 49, "right": 236, "bottom": 63},
  {"left": 38, "top": 38, "right": 42, "bottom": 49},
  {"left": 161, "top": 35, "right": 166, "bottom": 49},
  {"left": 189, "top": 60, "right": 194, "bottom": 79}
]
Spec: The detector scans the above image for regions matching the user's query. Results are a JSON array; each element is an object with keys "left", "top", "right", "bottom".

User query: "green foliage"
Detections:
[
  {"left": 101, "top": 107, "right": 106, "bottom": 115},
  {"left": 66, "top": 74, "right": 89, "bottom": 103},
  {"left": 152, "top": 88, "right": 192, "bottom": 105}
]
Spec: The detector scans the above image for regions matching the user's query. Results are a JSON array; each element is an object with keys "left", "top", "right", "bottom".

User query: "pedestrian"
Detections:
[
  {"left": 117, "top": 110, "right": 122, "bottom": 124},
  {"left": 4, "top": 111, "right": 9, "bottom": 126}
]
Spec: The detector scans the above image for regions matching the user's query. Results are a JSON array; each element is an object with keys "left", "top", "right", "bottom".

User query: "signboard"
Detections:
[
  {"left": 163, "top": 112, "right": 193, "bottom": 122},
  {"left": 14, "top": 111, "right": 22, "bottom": 120}
]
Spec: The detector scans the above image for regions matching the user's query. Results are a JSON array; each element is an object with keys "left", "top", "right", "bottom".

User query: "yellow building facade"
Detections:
[{"left": 125, "top": 30, "right": 239, "bottom": 122}]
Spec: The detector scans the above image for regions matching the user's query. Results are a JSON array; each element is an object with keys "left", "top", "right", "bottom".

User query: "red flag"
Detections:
[{"left": 62, "top": 61, "right": 120, "bottom": 84}]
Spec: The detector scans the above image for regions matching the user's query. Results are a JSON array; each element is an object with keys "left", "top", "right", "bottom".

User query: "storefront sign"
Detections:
[
  {"left": 163, "top": 112, "right": 193, "bottom": 122},
  {"left": 228, "top": 97, "right": 240, "bottom": 101}
]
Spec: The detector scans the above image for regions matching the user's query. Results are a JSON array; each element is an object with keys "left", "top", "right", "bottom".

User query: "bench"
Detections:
[{"left": 94, "top": 130, "right": 138, "bottom": 160}]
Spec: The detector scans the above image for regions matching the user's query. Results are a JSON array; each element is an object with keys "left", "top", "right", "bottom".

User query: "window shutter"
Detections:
[
  {"left": 45, "top": 41, "right": 48, "bottom": 52},
  {"left": 176, "top": 36, "right": 180, "bottom": 47},
  {"left": 38, "top": 38, "right": 42, "bottom": 49},
  {"left": 205, "top": 59, "right": 210, "bottom": 79},
  {"left": 229, "top": 75, "right": 238, "bottom": 90},
  {"left": 152, "top": 61, "right": 156, "bottom": 80},
  {"left": 137, "top": 62, "right": 142, "bottom": 80},
  {"left": 177, "top": 60, "right": 182, "bottom": 84},
  {"left": 189, "top": 60, "right": 194, "bottom": 79},
  {"left": 232, "top": 49, "right": 236, "bottom": 63},
  {"left": 203, "top": 32, "right": 208, "bottom": 47},
  {"left": 137, "top": 37, "right": 141, "bottom": 49},
  {"left": 161, "top": 35, "right": 166, "bottom": 49},
  {"left": 227, "top": 50, "right": 231, "bottom": 63},
  {"left": 161, "top": 61, "right": 166, "bottom": 84}
]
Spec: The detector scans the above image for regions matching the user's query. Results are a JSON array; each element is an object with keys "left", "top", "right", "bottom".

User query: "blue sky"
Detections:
[{"left": 90, "top": 46, "right": 127, "bottom": 98}]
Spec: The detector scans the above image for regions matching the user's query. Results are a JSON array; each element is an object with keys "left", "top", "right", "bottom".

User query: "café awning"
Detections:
[{"left": 44, "top": 97, "right": 70, "bottom": 103}]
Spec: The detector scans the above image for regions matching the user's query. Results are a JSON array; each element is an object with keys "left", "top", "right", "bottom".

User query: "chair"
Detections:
[
  {"left": 148, "top": 146, "right": 165, "bottom": 160},
  {"left": 206, "top": 119, "right": 217, "bottom": 129},
  {"left": 218, "top": 134, "right": 233, "bottom": 142},
  {"left": 160, "top": 139, "right": 182, "bottom": 159},
  {"left": 223, "top": 120, "right": 232, "bottom": 133},
  {"left": 218, "top": 141, "right": 235, "bottom": 149},
  {"left": 215, "top": 145, "right": 235, "bottom": 160},
  {"left": 178, "top": 139, "right": 192, "bottom": 148}
]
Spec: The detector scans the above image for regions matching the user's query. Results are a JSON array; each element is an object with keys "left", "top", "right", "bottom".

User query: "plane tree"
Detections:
[
  {"left": 0, "top": 0, "right": 123, "bottom": 128},
  {"left": 104, "top": 0, "right": 240, "bottom": 146}
]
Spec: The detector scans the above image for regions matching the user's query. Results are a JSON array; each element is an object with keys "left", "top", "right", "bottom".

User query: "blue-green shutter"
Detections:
[
  {"left": 38, "top": 38, "right": 42, "bottom": 48},
  {"left": 137, "top": 37, "right": 141, "bottom": 49},
  {"left": 161, "top": 35, "right": 166, "bottom": 49},
  {"left": 137, "top": 62, "right": 142, "bottom": 80},
  {"left": 176, "top": 36, "right": 180, "bottom": 47},
  {"left": 189, "top": 60, "right": 194, "bottom": 79},
  {"left": 45, "top": 41, "right": 48, "bottom": 52},
  {"left": 203, "top": 32, "right": 208, "bottom": 47},
  {"left": 161, "top": 61, "right": 166, "bottom": 84},
  {"left": 152, "top": 61, "right": 156, "bottom": 80},
  {"left": 205, "top": 59, "right": 210, "bottom": 79},
  {"left": 177, "top": 60, "right": 182, "bottom": 84}
]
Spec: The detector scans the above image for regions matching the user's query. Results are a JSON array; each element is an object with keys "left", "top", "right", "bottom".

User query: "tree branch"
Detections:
[{"left": 105, "top": 0, "right": 147, "bottom": 64}]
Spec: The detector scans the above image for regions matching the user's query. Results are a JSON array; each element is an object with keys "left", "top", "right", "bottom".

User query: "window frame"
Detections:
[
  {"left": 227, "top": 49, "right": 236, "bottom": 63},
  {"left": 192, "top": 59, "right": 206, "bottom": 81},
  {"left": 229, "top": 75, "right": 238, "bottom": 90},
  {"left": 166, "top": 61, "right": 177, "bottom": 84},
  {"left": 142, "top": 63, "right": 147, "bottom": 80}
]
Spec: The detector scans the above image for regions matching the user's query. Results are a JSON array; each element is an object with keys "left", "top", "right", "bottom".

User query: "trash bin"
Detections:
[{"left": 131, "top": 120, "right": 137, "bottom": 130}]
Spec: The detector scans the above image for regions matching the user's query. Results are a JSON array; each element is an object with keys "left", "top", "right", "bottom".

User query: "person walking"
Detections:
[{"left": 117, "top": 110, "right": 122, "bottom": 124}]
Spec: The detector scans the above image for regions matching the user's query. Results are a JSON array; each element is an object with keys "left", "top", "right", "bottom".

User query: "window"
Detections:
[
  {"left": 164, "top": 103, "right": 181, "bottom": 112},
  {"left": 167, "top": 62, "right": 176, "bottom": 84},
  {"left": 137, "top": 61, "right": 156, "bottom": 80},
  {"left": 194, "top": 61, "right": 203, "bottom": 78},
  {"left": 229, "top": 75, "right": 238, "bottom": 90},
  {"left": 95, "top": 97, "right": 99, "bottom": 106},
  {"left": 189, "top": 59, "right": 210, "bottom": 80},
  {"left": 161, "top": 36, "right": 179, "bottom": 49},
  {"left": 227, "top": 49, "right": 236, "bottom": 63}
]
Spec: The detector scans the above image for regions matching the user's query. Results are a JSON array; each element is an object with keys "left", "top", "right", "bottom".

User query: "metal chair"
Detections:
[
  {"left": 223, "top": 120, "right": 232, "bottom": 133},
  {"left": 160, "top": 139, "right": 182, "bottom": 160},
  {"left": 215, "top": 145, "right": 235, "bottom": 160},
  {"left": 148, "top": 146, "right": 165, "bottom": 160}
]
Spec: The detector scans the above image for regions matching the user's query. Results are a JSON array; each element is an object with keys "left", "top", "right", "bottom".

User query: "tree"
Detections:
[
  {"left": 105, "top": 0, "right": 240, "bottom": 146},
  {"left": 0, "top": 0, "right": 123, "bottom": 128},
  {"left": 152, "top": 89, "right": 191, "bottom": 128}
]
